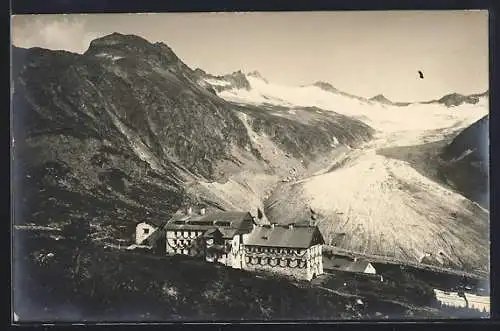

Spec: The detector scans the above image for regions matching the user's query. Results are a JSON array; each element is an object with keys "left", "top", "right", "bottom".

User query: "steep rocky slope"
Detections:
[
  {"left": 11, "top": 33, "right": 374, "bottom": 241},
  {"left": 438, "top": 115, "right": 489, "bottom": 209}
]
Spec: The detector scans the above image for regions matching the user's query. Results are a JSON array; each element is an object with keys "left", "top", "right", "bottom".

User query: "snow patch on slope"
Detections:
[
  {"left": 95, "top": 53, "right": 124, "bottom": 61},
  {"left": 204, "top": 78, "right": 231, "bottom": 86}
]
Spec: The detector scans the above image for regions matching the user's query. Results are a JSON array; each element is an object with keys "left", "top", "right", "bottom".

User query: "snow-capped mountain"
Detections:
[{"left": 198, "top": 70, "right": 487, "bottom": 134}]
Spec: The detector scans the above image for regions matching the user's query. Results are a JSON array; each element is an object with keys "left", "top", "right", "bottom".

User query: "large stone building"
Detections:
[
  {"left": 134, "top": 206, "right": 325, "bottom": 281},
  {"left": 243, "top": 223, "right": 324, "bottom": 281}
]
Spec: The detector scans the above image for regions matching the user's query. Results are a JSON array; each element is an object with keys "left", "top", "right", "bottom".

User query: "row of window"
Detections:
[
  {"left": 245, "top": 256, "right": 308, "bottom": 268},
  {"left": 168, "top": 231, "right": 203, "bottom": 239},
  {"left": 245, "top": 246, "right": 305, "bottom": 255},
  {"left": 167, "top": 239, "right": 198, "bottom": 250}
]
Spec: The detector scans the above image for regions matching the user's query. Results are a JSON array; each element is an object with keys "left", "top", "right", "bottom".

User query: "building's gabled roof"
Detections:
[
  {"left": 244, "top": 225, "right": 324, "bottom": 249},
  {"left": 344, "top": 260, "right": 372, "bottom": 273},
  {"left": 202, "top": 228, "right": 223, "bottom": 238},
  {"left": 164, "top": 211, "right": 255, "bottom": 235},
  {"left": 324, "top": 256, "right": 374, "bottom": 273}
]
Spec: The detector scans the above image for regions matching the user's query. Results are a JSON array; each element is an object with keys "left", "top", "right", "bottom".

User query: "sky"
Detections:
[{"left": 11, "top": 11, "right": 488, "bottom": 102}]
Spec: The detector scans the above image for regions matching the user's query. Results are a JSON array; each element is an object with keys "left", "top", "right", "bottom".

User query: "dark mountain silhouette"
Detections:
[
  {"left": 247, "top": 70, "right": 269, "bottom": 83},
  {"left": 369, "top": 94, "right": 393, "bottom": 105},
  {"left": 193, "top": 68, "right": 251, "bottom": 93},
  {"left": 312, "top": 81, "right": 368, "bottom": 102},
  {"left": 438, "top": 115, "right": 489, "bottom": 209},
  {"left": 312, "top": 81, "right": 340, "bottom": 93},
  {"left": 368, "top": 94, "right": 411, "bottom": 107},
  {"left": 421, "top": 91, "right": 488, "bottom": 107}
]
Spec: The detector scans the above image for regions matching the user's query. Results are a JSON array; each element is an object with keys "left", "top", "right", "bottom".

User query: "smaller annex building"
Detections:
[{"left": 324, "top": 256, "right": 377, "bottom": 275}]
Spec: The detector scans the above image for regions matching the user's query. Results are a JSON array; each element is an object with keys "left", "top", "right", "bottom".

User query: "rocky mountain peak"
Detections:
[
  {"left": 312, "top": 81, "right": 339, "bottom": 93},
  {"left": 247, "top": 70, "right": 268, "bottom": 83},
  {"left": 222, "top": 70, "right": 251, "bottom": 90},
  {"left": 85, "top": 33, "right": 184, "bottom": 70},
  {"left": 369, "top": 94, "right": 393, "bottom": 104},
  {"left": 194, "top": 68, "right": 208, "bottom": 76},
  {"left": 86, "top": 33, "right": 152, "bottom": 51},
  {"left": 437, "top": 93, "right": 481, "bottom": 107}
]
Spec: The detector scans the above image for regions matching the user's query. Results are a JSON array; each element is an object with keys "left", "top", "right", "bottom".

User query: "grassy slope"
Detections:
[
  {"left": 11, "top": 231, "right": 370, "bottom": 321},
  {"left": 15, "top": 229, "right": 470, "bottom": 322}
]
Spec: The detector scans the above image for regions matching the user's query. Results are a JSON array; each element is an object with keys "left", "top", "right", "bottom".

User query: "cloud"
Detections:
[{"left": 12, "top": 15, "right": 100, "bottom": 53}]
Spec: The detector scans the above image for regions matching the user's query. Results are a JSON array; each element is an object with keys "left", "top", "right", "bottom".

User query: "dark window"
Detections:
[{"left": 143, "top": 228, "right": 150, "bottom": 234}]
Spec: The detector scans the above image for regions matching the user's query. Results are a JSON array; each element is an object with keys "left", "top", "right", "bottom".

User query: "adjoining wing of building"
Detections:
[{"left": 134, "top": 205, "right": 325, "bottom": 281}]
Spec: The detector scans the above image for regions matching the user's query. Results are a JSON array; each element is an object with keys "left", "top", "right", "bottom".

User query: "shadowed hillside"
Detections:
[
  {"left": 438, "top": 115, "right": 489, "bottom": 209},
  {"left": 12, "top": 33, "right": 375, "bottom": 239}
]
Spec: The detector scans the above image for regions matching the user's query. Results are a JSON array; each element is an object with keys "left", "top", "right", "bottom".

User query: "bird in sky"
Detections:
[{"left": 418, "top": 70, "right": 424, "bottom": 79}]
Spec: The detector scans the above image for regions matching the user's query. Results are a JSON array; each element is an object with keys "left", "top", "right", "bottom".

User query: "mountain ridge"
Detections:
[{"left": 197, "top": 70, "right": 487, "bottom": 108}]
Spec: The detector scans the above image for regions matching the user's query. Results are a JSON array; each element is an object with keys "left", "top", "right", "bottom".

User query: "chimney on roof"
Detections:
[
  {"left": 257, "top": 208, "right": 263, "bottom": 220},
  {"left": 310, "top": 207, "right": 317, "bottom": 226},
  {"left": 200, "top": 207, "right": 206, "bottom": 215},
  {"left": 186, "top": 206, "right": 192, "bottom": 215}
]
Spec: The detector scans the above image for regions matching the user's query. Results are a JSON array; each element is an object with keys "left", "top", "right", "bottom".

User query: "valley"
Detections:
[{"left": 202, "top": 70, "right": 489, "bottom": 275}]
